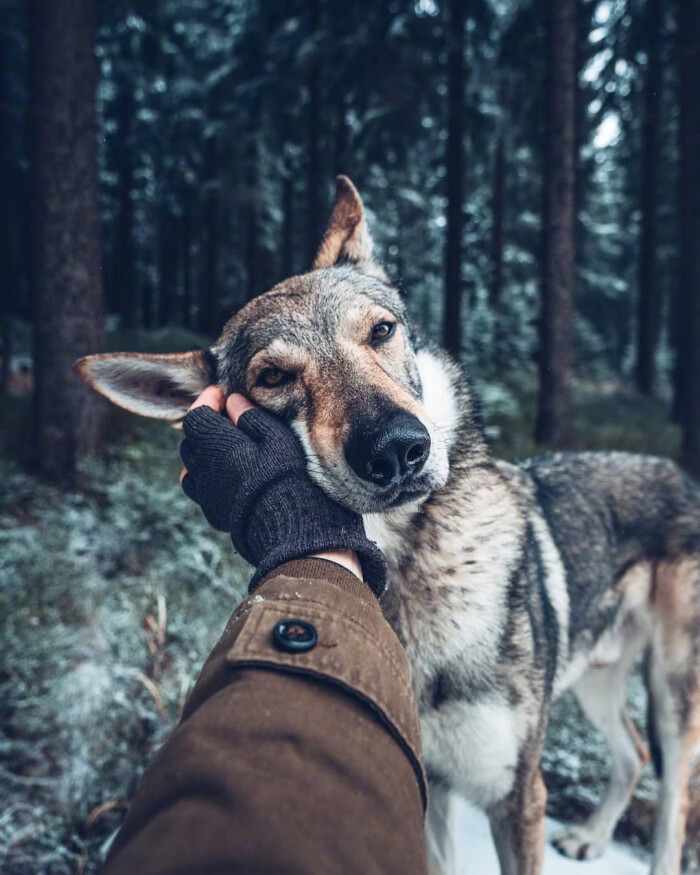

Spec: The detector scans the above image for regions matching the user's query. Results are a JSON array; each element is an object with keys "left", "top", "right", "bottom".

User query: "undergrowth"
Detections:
[{"left": 0, "top": 408, "right": 248, "bottom": 874}]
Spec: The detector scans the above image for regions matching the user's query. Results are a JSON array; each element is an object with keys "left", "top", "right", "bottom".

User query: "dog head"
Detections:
[{"left": 76, "top": 177, "right": 462, "bottom": 513}]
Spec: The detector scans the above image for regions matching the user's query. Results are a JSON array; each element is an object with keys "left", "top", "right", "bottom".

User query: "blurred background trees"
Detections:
[
  {"left": 1, "top": 0, "right": 699, "bottom": 474},
  {"left": 3, "top": 4, "right": 700, "bottom": 870}
]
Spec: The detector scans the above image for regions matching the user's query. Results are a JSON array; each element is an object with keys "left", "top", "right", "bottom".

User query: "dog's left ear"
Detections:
[
  {"left": 313, "top": 175, "right": 388, "bottom": 280},
  {"left": 73, "top": 349, "right": 216, "bottom": 425}
]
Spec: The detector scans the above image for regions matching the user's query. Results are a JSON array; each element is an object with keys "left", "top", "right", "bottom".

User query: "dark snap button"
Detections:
[{"left": 273, "top": 619, "right": 317, "bottom": 653}]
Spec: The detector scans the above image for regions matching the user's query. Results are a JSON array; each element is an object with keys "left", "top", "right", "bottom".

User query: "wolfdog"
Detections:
[{"left": 76, "top": 177, "right": 700, "bottom": 874}]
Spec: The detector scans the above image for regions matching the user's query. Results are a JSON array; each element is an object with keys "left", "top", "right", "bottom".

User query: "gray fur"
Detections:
[{"left": 76, "top": 188, "right": 700, "bottom": 875}]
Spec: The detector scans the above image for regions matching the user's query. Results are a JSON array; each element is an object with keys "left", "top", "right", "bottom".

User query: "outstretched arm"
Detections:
[{"left": 103, "top": 388, "right": 428, "bottom": 875}]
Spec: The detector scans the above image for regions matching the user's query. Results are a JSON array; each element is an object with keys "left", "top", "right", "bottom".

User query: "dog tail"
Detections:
[{"left": 643, "top": 648, "right": 663, "bottom": 778}]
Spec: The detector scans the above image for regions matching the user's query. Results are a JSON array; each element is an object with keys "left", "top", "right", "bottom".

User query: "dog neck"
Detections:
[{"left": 363, "top": 346, "right": 491, "bottom": 566}]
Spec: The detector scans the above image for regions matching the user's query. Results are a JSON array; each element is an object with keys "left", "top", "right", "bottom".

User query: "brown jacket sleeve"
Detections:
[{"left": 103, "top": 558, "right": 428, "bottom": 875}]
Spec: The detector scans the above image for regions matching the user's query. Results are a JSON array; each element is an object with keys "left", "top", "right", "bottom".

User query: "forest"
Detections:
[{"left": 1, "top": 0, "right": 699, "bottom": 872}]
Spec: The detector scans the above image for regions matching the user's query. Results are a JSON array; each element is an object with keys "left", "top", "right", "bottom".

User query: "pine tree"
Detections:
[
  {"left": 536, "top": 0, "right": 577, "bottom": 447},
  {"left": 29, "top": 0, "right": 106, "bottom": 478},
  {"left": 443, "top": 0, "right": 466, "bottom": 359},
  {"left": 635, "top": 0, "right": 662, "bottom": 396}
]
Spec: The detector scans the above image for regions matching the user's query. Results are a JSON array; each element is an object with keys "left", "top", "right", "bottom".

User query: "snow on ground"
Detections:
[{"left": 452, "top": 797, "right": 648, "bottom": 875}]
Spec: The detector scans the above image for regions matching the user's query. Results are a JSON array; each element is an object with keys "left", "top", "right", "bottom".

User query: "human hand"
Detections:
[{"left": 179, "top": 388, "right": 387, "bottom": 595}]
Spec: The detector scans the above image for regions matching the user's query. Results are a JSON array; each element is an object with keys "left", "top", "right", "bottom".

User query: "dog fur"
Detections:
[{"left": 75, "top": 176, "right": 700, "bottom": 875}]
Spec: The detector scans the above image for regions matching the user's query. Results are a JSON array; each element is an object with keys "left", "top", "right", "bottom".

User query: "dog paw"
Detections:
[{"left": 552, "top": 828, "right": 608, "bottom": 861}]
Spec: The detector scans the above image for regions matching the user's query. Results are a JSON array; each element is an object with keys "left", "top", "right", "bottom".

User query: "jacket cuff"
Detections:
[
  {"left": 256, "top": 557, "right": 375, "bottom": 602},
  {"left": 228, "top": 568, "right": 427, "bottom": 810},
  {"left": 248, "top": 536, "right": 388, "bottom": 598}
]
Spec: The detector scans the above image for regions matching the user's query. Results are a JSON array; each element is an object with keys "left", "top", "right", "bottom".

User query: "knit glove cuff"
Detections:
[{"left": 241, "top": 477, "right": 388, "bottom": 598}]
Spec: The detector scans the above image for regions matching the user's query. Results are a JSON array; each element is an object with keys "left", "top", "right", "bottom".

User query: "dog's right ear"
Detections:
[
  {"left": 313, "top": 175, "right": 388, "bottom": 280},
  {"left": 74, "top": 349, "right": 216, "bottom": 425}
]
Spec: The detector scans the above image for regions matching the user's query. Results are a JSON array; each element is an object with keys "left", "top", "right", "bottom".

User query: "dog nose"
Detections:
[{"left": 345, "top": 412, "right": 431, "bottom": 487}]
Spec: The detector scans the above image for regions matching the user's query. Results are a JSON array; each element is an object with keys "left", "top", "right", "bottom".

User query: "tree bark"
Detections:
[
  {"left": 199, "top": 134, "right": 219, "bottom": 337},
  {"left": 305, "top": 0, "right": 323, "bottom": 268},
  {"left": 334, "top": 98, "right": 349, "bottom": 177},
  {"left": 281, "top": 170, "right": 294, "bottom": 279},
  {"left": 535, "top": 0, "right": 577, "bottom": 447},
  {"left": 0, "top": 49, "right": 14, "bottom": 393},
  {"left": 672, "top": 0, "right": 695, "bottom": 422},
  {"left": 442, "top": 0, "right": 466, "bottom": 360},
  {"left": 29, "top": 0, "right": 106, "bottom": 478},
  {"left": 680, "top": 1, "right": 700, "bottom": 464},
  {"left": 490, "top": 130, "right": 506, "bottom": 367},
  {"left": 157, "top": 205, "right": 177, "bottom": 327},
  {"left": 490, "top": 133, "right": 506, "bottom": 311},
  {"left": 245, "top": 102, "right": 262, "bottom": 301},
  {"left": 114, "top": 36, "right": 137, "bottom": 329},
  {"left": 635, "top": 0, "right": 662, "bottom": 396},
  {"left": 181, "top": 196, "right": 192, "bottom": 328},
  {"left": 246, "top": 176, "right": 260, "bottom": 302}
]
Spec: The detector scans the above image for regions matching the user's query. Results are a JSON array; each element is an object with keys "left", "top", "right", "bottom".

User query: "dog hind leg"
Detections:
[
  {"left": 488, "top": 765, "right": 547, "bottom": 875},
  {"left": 647, "top": 558, "right": 700, "bottom": 875},
  {"left": 647, "top": 655, "right": 700, "bottom": 874},
  {"left": 553, "top": 656, "right": 649, "bottom": 860}
]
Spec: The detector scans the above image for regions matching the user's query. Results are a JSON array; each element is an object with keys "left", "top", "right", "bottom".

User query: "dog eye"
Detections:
[
  {"left": 371, "top": 322, "right": 396, "bottom": 343},
  {"left": 258, "top": 367, "right": 290, "bottom": 387}
]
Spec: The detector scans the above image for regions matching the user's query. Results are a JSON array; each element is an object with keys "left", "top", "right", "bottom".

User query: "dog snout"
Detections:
[{"left": 345, "top": 412, "right": 431, "bottom": 487}]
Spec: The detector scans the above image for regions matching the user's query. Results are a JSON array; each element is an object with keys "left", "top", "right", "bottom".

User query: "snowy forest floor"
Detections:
[{"left": 1, "top": 357, "right": 699, "bottom": 873}]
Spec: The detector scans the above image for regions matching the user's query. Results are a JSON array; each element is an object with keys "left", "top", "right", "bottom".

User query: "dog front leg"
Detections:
[{"left": 488, "top": 768, "right": 547, "bottom": 875}]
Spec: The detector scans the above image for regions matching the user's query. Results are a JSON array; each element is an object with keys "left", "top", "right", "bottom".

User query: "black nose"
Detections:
[{"left": 345, "top": 412, "right": 431, "bottom": 487}]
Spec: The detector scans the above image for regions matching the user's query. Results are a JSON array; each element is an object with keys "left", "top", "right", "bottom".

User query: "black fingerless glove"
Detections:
[{"left": 180, "top": 405, "right": 387, "bottom": 596}]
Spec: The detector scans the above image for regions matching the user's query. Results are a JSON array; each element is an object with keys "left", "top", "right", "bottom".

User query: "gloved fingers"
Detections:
[
  {"left": 182, "top": 404, "right": 235, "bottom": 440},
  {"left": 179, "top": 438, "right": 196, "bottom": 470},
  {"left": 235, "top": 407, "right": 280, "bottom": 442},
  {"left": 181, "top": 471, "right": 198, "bottom": 503}
]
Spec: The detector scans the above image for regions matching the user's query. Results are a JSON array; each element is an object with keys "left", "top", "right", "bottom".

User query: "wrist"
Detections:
[{"left": 310, "top": 550, "right": 363, "bottom": 582}]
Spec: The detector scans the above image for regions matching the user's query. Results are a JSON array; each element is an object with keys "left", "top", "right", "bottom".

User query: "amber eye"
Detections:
[
  {"left": 259, "top": 367, "right": 288, "bottom": 387},
  {"left": 371, "top": 321, "right": 396, "bottom": 343}
]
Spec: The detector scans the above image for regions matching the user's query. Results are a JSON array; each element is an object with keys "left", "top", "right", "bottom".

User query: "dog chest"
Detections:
[{"left": 420, "top": 698, "right": 522, "bottom": 808}]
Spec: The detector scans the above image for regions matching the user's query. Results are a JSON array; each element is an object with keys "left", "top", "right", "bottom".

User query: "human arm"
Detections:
[
  {"left": 102, "top": 389, "right": 427, "bottom": 874},
  {"left": 102, "top": 558, "right": 428, "bottom": 875}
]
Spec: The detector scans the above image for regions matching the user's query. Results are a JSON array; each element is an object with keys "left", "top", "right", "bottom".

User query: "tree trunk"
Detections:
[
  {"left": 0, "top": 315, "right": 10, "bottom": 395},
  {"left": 535, "top": 0, "right": 577, "bottom": 447},
  {"left": 181, "top": 196, "right": 192, "bottom": 328},
  {"left": 672, "top": 0, "right": 695, "bottom": 422},
  {"left": 442, "top": 0, "right": 466, "bottom": 360},
  {"left": 0, "top": 49, "right": 13, "bottom": 393},
  {"left": 334, "top": 98, "right": 349, "bottom": 176},
  {"left": 635, "top": 0, "right": 662, "bottom": 396},
  {"left": 157, "top": 205, "right": 177, "bottom": 327},
  {"left": 245, "top": 108, "right": 261, "bottom": 301},
  {"left": 490, "top": 130, "right": 506, "bottom": 367},
  {"left": 680, "top": 1, "right": 700, "bottom": 464},
  {"left": 281, "top": 170, "right": 294, "bottom": 279},
  {"left": 305, "top": 0, "right": 323, "bottom": 268},
  {"left": 29, "top": 0, "right": 106, "bottom": 478},
  {"left": 199, "top": 135, "right": 219, "bottom": 337},
  {"left": 490, "top": 133, "right": 506, "bottom": 311},
  {"left": 114, "top": 37, "right": 137, "bottom": 329},
  {"left": 246, "top": 183, "right": 259, "bottom": 302}
]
